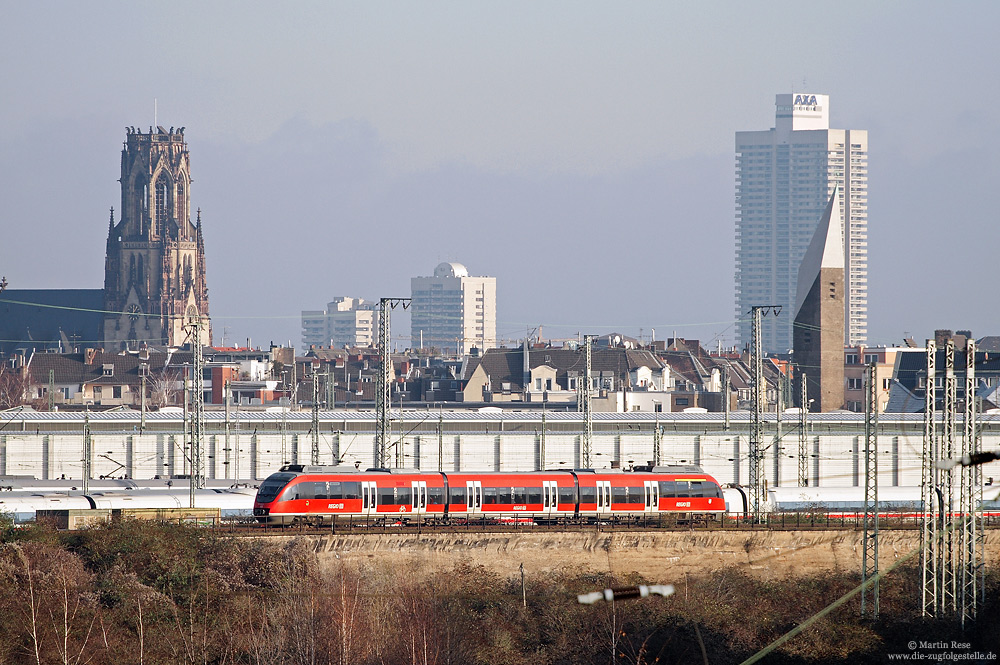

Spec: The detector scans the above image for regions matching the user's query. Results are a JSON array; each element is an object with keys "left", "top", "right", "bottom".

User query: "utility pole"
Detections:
[
  {"left": 921, "top": 339, "right": 938, "bottom": 616},
  {"left": 582, "top": 335, "right": 596, "bottom": 468},
  {"left": 376, "top": 297, "right": 410, "bottom": 468},
  {"left": 862, "top": 362, "right": 879, "bottom": 619},
  {"left": 48, "top": 370, "right": 54, "bottom": 411},
  {"left": 749, "top": 305, "right": 780, "bottom": 518},
  {"left": 798, "top": 372, "right": 808, "bottom": 486},
  {"left": 311, "top": 369, "right": 320, "bottom": 465}
]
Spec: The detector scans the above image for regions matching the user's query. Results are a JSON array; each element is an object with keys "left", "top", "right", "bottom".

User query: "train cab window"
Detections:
[
  {"left": 579, "top": 486, "right": 596, "bottom": 504},
  {"left": 558, "top": 486, "right": 577, "bottom": 504},
  {"left": 342, "top": 482, "right": 360, "bottom": 500},
  {"left": 449, "top": 486, "right": 467, "bottom": 505},
  {"left": 527, "top": 487, "right": 542, "bottom": 504},
  {"left": 257, "top": 473, "right": 295, "bottom": 501}
]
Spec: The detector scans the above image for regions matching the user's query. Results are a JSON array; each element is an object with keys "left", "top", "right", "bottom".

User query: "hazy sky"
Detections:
[{"left": 2, "top": 2, "right": 998, "bottom": 351}]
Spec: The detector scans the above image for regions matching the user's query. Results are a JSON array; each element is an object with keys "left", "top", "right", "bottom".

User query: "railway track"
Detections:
[{"left": 199, "top": 512, "right": 1000, "bottom": 537}]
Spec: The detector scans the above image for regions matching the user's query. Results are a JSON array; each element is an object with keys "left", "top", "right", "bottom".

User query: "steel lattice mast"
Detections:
[
  {"left": 748, "top": 306, "right": 779, "bottom": 518},
  {"left": 861, "top": 362, "right": 879, "bottom": 618},
  {"left": 921, "top": 339, "right": 938, "bottom": 616},
  {"left": 960, "top": 339, "right": 981, "bottom": 627},
  {"left": 582, "top": 335, "right": 595, "bottom": 468},
  {"left": 376, "top": 298, "right": 410, "bottom": 468},
  {"left": 311, "top": 370, "right": 320, "bottom": 465},
  {"left": 942, "top": 339, "right": 957, "bottom": 613},
  {"left": 798, "top": 371, "right": 808, "bottom": 486}
]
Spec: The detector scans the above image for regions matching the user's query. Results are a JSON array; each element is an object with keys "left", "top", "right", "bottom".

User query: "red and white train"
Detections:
[{"left": 252, "top": 464, "right": 726, "bottom": 525}]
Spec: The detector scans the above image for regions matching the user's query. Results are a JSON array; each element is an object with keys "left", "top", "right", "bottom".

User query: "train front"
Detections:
[{"left": 252, "top": 471, "right": 297, "bottom": 523}]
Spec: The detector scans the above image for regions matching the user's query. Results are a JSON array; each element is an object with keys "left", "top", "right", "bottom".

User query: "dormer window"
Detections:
[{"left": 102, "top": 364, "right": 114, "bottom": 377}]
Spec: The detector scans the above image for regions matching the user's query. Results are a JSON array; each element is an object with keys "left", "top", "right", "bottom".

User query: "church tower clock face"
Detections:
[{"left": 102, "top": 126, "right": 211, "bottom": 349}]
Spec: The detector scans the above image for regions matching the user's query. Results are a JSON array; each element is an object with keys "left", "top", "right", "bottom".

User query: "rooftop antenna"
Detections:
[{"left": 154, "top": 98, "right": 157, "bottom": 127}]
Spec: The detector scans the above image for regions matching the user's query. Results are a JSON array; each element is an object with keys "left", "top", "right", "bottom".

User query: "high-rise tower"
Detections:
[
  {"left": 410, "top": 262, "right": 496, "bottom": 355},
  {"left": 103, "top": 126, "right": 211, "bottom": 349},
  {"left": 735, "top": 94, "right": 867, "bottom": 353}
]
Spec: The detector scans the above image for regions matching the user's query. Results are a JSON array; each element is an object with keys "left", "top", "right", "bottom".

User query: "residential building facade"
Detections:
[
  {"left": 302, "top": 297, "right": 376, "bottom": 349},
  {"left": 736, "top": 93, "right": 868, "bottom": 353},
  {"left": 411, "top": 262, "right": 496, "bottom": 355}
]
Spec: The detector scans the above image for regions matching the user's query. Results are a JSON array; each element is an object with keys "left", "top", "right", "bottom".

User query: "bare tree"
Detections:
[
  {"left": 0, "top": 363, "right": 27, "bottom": 410},
  {"left": 147, "top": 369, "right": 181, "bottom": 409}
]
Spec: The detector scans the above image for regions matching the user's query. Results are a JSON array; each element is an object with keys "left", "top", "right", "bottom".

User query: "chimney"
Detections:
[{"left": 84, "top": 348, "right": 98, "bottom": 365}]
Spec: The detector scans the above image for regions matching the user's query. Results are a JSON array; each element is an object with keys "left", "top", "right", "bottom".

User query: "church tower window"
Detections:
[{"left": 155, "top": 174, "right": 169, "bottom": 236}]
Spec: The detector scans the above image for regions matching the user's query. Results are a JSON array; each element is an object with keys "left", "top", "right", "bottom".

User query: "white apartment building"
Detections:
[
  {"left": 301, "top": 297, "right": 376, "bottom": 349},
  {"left": 411, "top": 262, "right": 496, "bottom": 355},
  {"left": 735, "top": 93, "right": 868, "bottom": 353}
]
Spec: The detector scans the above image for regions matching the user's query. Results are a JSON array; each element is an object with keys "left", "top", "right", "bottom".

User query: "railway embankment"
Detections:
[{"left": 271, "top": 529, "right": 1000, "bottom": 580}]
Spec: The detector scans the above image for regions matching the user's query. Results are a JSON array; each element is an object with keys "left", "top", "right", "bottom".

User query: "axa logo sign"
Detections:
[{"left": 794, "top": 94, "right": 818, "bottom": 106}]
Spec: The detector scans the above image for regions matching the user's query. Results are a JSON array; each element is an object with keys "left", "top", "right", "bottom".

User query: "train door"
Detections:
[
  {"left": 411, "top": 480, "right": 428, "bottom": 515},
  {"left": 643, "top": 480, "right": 659, "bottom": 513},
  {"left": 542, "top": 480, "right": 558, "bottom": 517},
  {"left": 466, "top": 480, "right": 482, "bottom": 515},
  {"left": 361, "top": 481, "right": 378, "bottom": 517},
  {"left": 596, "top": 480, "right": 612, "bottom": 516}
]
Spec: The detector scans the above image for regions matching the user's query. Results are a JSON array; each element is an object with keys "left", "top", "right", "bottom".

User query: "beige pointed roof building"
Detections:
[{"left": 793, "top": 186, "right": 845, "bottom": 412}]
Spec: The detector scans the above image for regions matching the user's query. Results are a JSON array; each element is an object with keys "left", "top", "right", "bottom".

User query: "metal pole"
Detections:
[
  {"left": 224, "top": 380, "right": 231, "bottom": 479},
  {"left": 723, "top": 364, "right": 731, "bottom": 431},
  {"left": 748, "top": 306, "right": 779, "bottom": 518}
]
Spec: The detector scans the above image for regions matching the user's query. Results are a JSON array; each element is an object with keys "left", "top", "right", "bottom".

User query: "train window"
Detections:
[
  {"left": 513, "top": 487, "right": 527, "bottom": 504},
  {"left": 579, "top": 486, "right": 596, "bottom": 504},
  {"left": 496, "top": 487, "right": 513, "bottom": 504},
  {"left": 449, "top": 486, "right": 467, "bottom": 505},
  {"left": 611, "top": 486, "right": 627, "bottom": 504},
  {"left": 257, "top": 473, "right": 295, "bottom": 501},
  {"left": 658, "top": 481, "right": 675, "bottom": 497},
  {"left": 483, "top": 486, "right": 498, "bottom": 505},
  {"left": 378, "top": 487, "right": 395, "bottom": 505},
  {"left": 527, "top": 487, "right": 542, "bottom": 504},
  {"left": 395, "top": 487, "right": 412, "bottom": 505},
  {"left": 313, "top": 482, "right": 329, "bottom": 499},
  {"left": 327, "top": 482, "right": 342, "bottom": 499},
  {"left": 689, "top": 481, "right": 706, "bottom": 497},
  {"left": 558, "top": 486, "right": 577, "bottom": 504},
  {"left": 625, "top": 485, "right": 643, "bottom": 503},
  {"left": 427, "top": 486, "right": 445, "bottom": 505},
  {"left": 342, "top": 482, "right": 361, "bottom": 500}
]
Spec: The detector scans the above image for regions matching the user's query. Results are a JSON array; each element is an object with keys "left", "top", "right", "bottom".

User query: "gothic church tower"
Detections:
[{"left": 103, "top": 126, "right": 211, "bottom": 349}]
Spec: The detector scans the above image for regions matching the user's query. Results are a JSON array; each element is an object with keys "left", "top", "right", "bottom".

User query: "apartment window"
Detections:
[
  {"left": 534, "top": 378, "right": 542, "bottom": 390},
  {"left": 113, "top": 386, "right": 123, "bottom": 399},
  {"left": 847, "top": 378, "right": 863, "bottom": 390},
  {"left": 864, "top": 354, "right": 878, "bottom": 364},
  {"left": 845, "top": 354, "right": 859, "bottom": 365},
  {"left": 882, "top": 378, "right": 891, "bottom": 391}
]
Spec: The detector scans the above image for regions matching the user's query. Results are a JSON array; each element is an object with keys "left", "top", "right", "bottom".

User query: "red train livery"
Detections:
[{"left": 253, "top": 464, "right": 725, "bottom": 525}]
